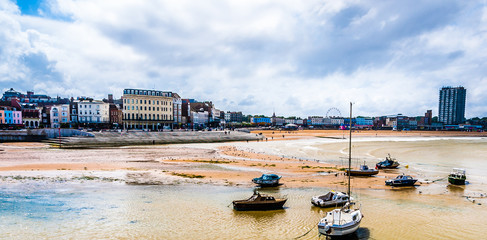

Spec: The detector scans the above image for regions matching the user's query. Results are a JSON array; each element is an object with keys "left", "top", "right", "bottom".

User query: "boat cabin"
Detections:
[
  {"left": 360, "top": 165, "right": 370, "bottom": 171},
  {"left": 395, "top": 175, "right": 414, "bottom": 180},
  {"left": 450, "top": 168, "right": 466, "bottom": 177}
]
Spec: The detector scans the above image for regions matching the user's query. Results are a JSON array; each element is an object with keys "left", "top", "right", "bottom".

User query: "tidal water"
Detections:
[
  {"left": 1, "top": 181, "right": 485, "bottom": 239},
  {"left": 1, "top": 137, "right": 487, "bottom": 239}
]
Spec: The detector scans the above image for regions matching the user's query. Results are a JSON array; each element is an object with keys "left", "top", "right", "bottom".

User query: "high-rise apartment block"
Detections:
[{"left": 438, "top": 86, "right": 466, "bottom": 125}]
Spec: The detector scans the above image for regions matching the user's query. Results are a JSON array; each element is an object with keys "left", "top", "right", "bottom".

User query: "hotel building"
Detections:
[{"left": 122, "top": 89, "right": 173, "bottom": 130}]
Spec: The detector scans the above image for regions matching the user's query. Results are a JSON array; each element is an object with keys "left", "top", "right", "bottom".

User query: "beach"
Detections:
[
  {"left": 1, "top": 130, "right": 486, "bottom": 189},
  {"left": 1, "top": 130, "right": 487, "bottom": 239}
]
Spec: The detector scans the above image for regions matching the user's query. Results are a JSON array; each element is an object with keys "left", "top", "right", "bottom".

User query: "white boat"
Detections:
[
  {"left": 318, "top": 203, "right": 362, "bottom": 236},
  {"left": 318, "top": 102, "right": 363, "bottom": 237},
  {"left": 311, "top": 191, "right": 352, "bottom": 208}
]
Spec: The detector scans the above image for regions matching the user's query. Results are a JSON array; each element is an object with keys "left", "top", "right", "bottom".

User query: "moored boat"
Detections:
[
  {"left": 252, "top": 174, "right": 281, "bottom": 187},
  {"left": 311, "top": 191, "right": 352, "bottom": 208},
  {"left": 232, "top": 191, "right": 287, "bottom": 211},
  {"left": 448, "top": 168, "right": 466, "bottom": 185},
  {"left": 385, "top": 174, "right": 417, "bottom": 186},
  {"left": 346, "top": 164, "right": 379, "bottom": 176},
  {"left": 318, "top": 203, "right": 362, "bottom": 236},
  {"left": 318, "top": 102, "right": 363, "bottom": 237},
  {"left": 376, "top": 154, "right": 400, "bottom": 169}
]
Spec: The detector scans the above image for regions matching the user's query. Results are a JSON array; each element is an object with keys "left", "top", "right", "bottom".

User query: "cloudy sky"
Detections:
[{"left": 1, "top": 0, "right": 487, "bottom": 118}]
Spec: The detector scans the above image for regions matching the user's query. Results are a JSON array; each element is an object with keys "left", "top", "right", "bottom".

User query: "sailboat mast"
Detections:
[{"left": 348, "top": 102, "right": 352, "bottom": 199}]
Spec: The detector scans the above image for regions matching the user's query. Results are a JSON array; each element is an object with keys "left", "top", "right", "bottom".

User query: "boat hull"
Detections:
[
  {"left": 376, "top": 163, "right": 399, "bottom": 169},
  {"left": 252, "top": 180, "right": 280, "bottom": 187},
  {"left": 318, "top": 221, "right": 361, "bottom": 236},
  {"left": 232, "top": 200, "right": 287, "bottom": 211},
  {"left": 346, "top": 169, "right": 379, "bottom": 176},
  {"left": 311, "top": 200, "right": 348, "bottom": 208},
  {"left": 318, "top": 209, "right": 362, "bottom": 236},
  {"left": 385, "top": 179, "right": 417, "bottom": 186},
  {"left": 448, "top": 177, "right": 465, "bottom": 185}
]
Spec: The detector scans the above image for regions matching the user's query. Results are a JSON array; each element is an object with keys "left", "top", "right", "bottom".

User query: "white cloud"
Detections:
[{"left": 1, "top": 0, "right": 487, "bottom": 118}]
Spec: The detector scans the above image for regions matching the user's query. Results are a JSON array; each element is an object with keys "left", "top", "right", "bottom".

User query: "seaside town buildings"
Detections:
[
  {"left": 50, "top": 104, "right": 70, "bottom": 128},
  {"left": 251, "top": 117, "right": 271, "bottom": 125},
  {"left": 122, "top": 88, "right": 174, "bottom": 130},
  {"left": 78, "top": 100, "right": 110, "bottom": 124},
  {"left": 0, "top": 86, "right": 483, "bottom": 131},
  {"left": 439, "top": 86, "right": 466, "bottom": 125},
  {"left": 21, "top": 104, "right": 41, "bottom": 128},
  {"left": 172, "top": 93, "right": 182, "bottom": 127},
  {"left": 69, "top": 98, "right": 78, "bottom": 124},
  {"left": 225, "top": 111, "right": 243, "bottom": 124}
]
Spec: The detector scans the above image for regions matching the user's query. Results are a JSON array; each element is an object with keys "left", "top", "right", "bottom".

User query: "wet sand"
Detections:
[
  {"left": 1, "top": 131, "right": 486, "bottom": 239},
  {"left": 1, "top": 129, "right": 485, "bottom": 191},
  {"left": 251, "top": 129, "right": 487, "bottom": 141}
]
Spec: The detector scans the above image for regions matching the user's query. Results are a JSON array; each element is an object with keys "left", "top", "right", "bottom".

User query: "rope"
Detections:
[
  {"left": 294, "top": 221, "right": 319, "bottom": 239},
  {"left": 431, "top": 177, "right": 447, "bottom": 182}
]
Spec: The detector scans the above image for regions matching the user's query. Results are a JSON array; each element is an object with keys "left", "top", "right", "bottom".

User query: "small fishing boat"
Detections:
[
  {"left": 346, "top": 164, "right": 379, "bottom": 176},
  {"left": 318, "top": 203, "right": 363, "bottom": 236},
  {"left": 385, "top": 174, "right": 417, "bottom": 186},
  {"left": 448, "top": 168, "right": 466, "bottom": 185},
  {"left": 311, "top": 191, "right": 352, "bottom": 208},
  {"left": 252, "top": 174, "right": 281, "bottom": 187},
  {"left": 376, "top": 154, "right": 400, "bottom": 169},
  {"left": 318, "top": 103, "right": 362, "bottom": 237},
  {"left": 232, "top": 191, "right": 287, "bottom": 211}
]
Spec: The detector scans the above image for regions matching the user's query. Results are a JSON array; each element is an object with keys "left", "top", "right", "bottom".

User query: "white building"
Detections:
[
  {"left": 78, "top": 100, "right": 110, "bottom": 123},
  {"left": 50, "top": 104, "right": 70, "bottom": 128},
  {"left": 331, "top": 118, "right": 345, "bottom": 126},
  {"left": 285, "top": 118, "right": 304, "bottom": 125},
  {"left": 308, "top": 116, "right": 324, "bottom": 126}
]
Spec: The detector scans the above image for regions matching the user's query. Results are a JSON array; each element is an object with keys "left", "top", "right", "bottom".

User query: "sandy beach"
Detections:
[
  {"left": 2, "top": 129, "right": 487, "bottom": 239},
  {"left": 1, "top": 130, "right": 486, "bottom": 191}
]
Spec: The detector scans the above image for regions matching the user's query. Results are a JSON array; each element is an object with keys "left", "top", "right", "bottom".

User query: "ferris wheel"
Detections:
[{"left": 326, "top": 107, "right": 342, "bottom": 118}]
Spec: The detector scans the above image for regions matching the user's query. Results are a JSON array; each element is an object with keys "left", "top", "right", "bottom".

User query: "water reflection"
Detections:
[
  {"left": 1, "top": 182, "right": 486, "bottom": 239},
  {"left": 446, "top": 184, "right": 465, "bottom": 194}
]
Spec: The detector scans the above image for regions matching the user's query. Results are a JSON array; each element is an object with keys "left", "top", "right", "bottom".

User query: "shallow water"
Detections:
[
  {"left": 2, "top": 137, "right": 487, "bottom": 239},
  {"left": 1, "top": 181, "right": 485, "bottom": 239},
  {"left": 240, "top": 137, "right": 487, "bottom": 191}
]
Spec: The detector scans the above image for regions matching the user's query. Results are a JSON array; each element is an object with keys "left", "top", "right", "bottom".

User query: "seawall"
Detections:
[
  {"left": 0, "top": 129, "right": 93, "bottom": 142},
  {"left": 49, "top": 130, "right": 265, "bottom": 148}
]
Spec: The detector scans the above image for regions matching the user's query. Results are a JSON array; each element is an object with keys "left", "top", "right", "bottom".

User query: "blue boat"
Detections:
[
  {"left": 385, "top": 174, "right": 417, "bottom": 186},
  {"left": 252, "top": 174, "right": 281, "bottom": 187},
  {"left": 376, "top": 154, "right": 400, "bottom": 169}
]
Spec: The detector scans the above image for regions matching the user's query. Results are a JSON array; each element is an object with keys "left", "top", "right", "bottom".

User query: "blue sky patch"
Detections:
[{"left": 15, "top": 0, "right": 43, "bottom": 16}]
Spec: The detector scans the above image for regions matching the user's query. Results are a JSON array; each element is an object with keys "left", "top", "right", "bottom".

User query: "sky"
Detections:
[{"left": 1, "top": 0, "right": 487, "bottom": 118}]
